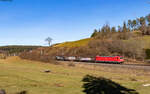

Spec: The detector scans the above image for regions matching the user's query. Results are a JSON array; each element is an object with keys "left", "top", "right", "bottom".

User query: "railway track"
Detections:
[
  {"left": 84, "top": 62, "right": 150, "bottom": 71},
  {"left": 61, "top": 61, "right": 150, "bottom": 71}
]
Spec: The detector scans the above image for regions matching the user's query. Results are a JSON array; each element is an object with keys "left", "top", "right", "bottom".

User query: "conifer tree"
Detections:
[
  {"left": 138, "top": 17, "right": 147, "bottom": 34},
  {"left": 91, "top": 29, "right": 98, "bottom": 37},
  {"left": 111, "top": 27, "right": 116, "bottom": 33},
  {"left": 123, "top": 22, "right": 127, "bottom": 32}
]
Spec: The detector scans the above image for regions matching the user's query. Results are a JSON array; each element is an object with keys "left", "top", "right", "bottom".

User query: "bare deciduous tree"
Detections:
[{"left": 45, "top": 37, "right": 52, "bottom": 46}]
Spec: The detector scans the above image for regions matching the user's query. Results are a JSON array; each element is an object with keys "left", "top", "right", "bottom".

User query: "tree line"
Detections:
[
  {"left": 0, "top": 46, "right": 40, "bottom": 56},
  {"left": 91, "top": 14, "right": 150, "bottom": 38}
]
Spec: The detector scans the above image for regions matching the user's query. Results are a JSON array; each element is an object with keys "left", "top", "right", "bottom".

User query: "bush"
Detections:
[
  {"left": 82, "top": 75, "right": 139, "bottom": 94},
  {"left": 145, "top": 49, "right": 150, "bottom": 59},
  {"left": 68, "top": 62, "right": 76, "bottom": 67}
]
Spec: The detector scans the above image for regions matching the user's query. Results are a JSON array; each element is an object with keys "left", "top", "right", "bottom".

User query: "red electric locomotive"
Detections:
[{"left": 95, "top": 56, "right": 124, "bottom": 64}]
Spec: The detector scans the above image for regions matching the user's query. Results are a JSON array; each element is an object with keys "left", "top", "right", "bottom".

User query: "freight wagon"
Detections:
[
  {"left": 56, "top": 56, "right": 64, "bottom": 61},
  {"left": 79, "top": 57, "right": 94, "bottom": 62},
  {"left": 55, "top": 56, "right": 124, "bottom": 64},
  {"left": 64, "top": 56, "right": 76, "bottom": 61}
]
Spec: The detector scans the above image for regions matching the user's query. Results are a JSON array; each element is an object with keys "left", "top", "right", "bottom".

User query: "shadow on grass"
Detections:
[
  {"left": 0, "top": 90, "right": 27, "bottom": 94},
  {"left": 16, "top": 91, "right": 27, "bottom": 94},
  {"left": 82, "top": 75, "right": 139, "bottom": 94}
]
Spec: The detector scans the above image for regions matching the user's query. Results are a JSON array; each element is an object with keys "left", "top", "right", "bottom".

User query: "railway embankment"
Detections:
[{"left": 59, "top": 61, "right": 150, "bottom": 72}]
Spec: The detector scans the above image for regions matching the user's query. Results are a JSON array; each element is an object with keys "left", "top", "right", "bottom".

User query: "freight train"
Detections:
[{"left": 56, "top": 56, "right": 124, "bottom": 64}]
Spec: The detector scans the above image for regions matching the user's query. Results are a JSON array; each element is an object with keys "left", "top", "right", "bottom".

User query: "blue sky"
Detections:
[{"left": 0, "top": 0, "right": 150, "bottom": 46}]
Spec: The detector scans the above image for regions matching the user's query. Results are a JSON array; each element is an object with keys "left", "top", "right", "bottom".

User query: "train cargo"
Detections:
[
  {"left": 64, "top": 56, "right": 76, "bottom": 61},
  {"left": 56, "top": 56, "right": 64, "bottom": 61},
  {"left": 55, "top": 56, "right": 124, "bottom": 64},
  {"left": 79, "top": 57, "right": 94, "bottom": 62}
]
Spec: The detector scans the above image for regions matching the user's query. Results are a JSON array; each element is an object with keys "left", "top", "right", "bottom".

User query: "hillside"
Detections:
[
  {"left": 53, "top": 38, "right": 92, "bottom": 48},
  {"left": 54, "top": 35, "right": 150, "bottom": 49},
  {"left": 19, "top": 33, "right": 150, "bottom": 63},
  {"left": 141, "top": 36, "right": 150, "bottom": 49},
  {"left": 0, "top": 56, "right": 150, "bottom": 94}
]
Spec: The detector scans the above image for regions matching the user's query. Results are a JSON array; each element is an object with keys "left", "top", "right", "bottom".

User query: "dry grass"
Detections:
[
  {"left": 54, "top": 38, "right": 91, "bottom": 48},
  {"left": 0, "top": 57, "right": 150, "bottom": 94}
]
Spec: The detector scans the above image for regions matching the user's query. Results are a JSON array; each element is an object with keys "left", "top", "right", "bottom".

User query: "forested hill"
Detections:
[{"left": 0, "top": 45, "right": 41, "bottom": 54}]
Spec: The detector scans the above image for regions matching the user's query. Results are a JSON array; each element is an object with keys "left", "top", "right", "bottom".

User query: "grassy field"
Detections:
[{"left": 0, "top": 57, "right": 150, "bottom": 94}]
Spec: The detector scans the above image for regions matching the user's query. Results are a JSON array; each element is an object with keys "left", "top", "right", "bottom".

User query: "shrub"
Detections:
[
  {"left": 145, "top": 49, "right": 150, "bottom": 59},
  {"left": 82, "top": 75, "right": 139, "bottom": 94},
  {"left": 68, "top": 62, "right": 76, "bottom": 67}
]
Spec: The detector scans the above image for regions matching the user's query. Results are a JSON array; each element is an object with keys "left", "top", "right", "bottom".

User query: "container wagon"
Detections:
[
  {"left": 79, "top": 57, "right": 94, "bottom": 62},
  {"left": 64, "top": 56, "right": 76, "bottom": 61}
]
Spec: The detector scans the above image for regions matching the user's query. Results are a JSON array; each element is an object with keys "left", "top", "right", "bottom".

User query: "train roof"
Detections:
[{"left": 96, "top": 56, "right": 123, "bottom": 57}]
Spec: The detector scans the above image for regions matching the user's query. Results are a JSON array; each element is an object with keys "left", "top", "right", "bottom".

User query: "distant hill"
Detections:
[{"left": 0, "top": 45, "right": 41, "bottom": 54}]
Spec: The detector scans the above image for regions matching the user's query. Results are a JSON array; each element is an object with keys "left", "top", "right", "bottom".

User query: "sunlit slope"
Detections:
[
  {"left": 54, "top": 38, "right": 92, "bottom": 47},
  {"left": 53, "top": 35, "right": 150, "bottom": 49},
  {"left": 141, "top": 36, "right": 150, "bottom": 49}
]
